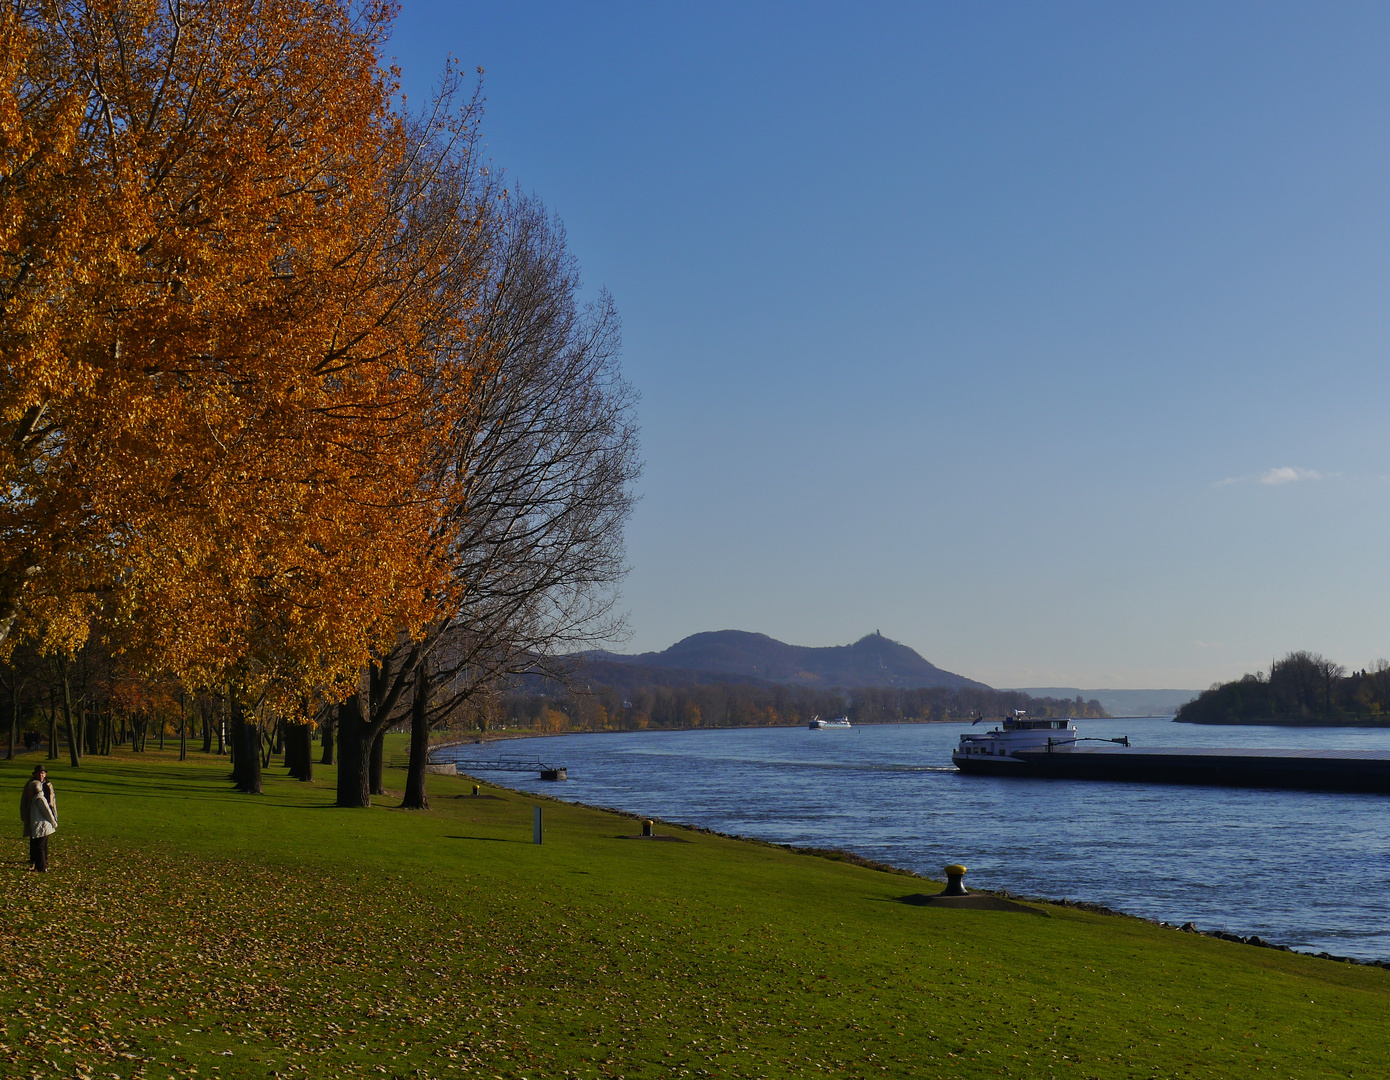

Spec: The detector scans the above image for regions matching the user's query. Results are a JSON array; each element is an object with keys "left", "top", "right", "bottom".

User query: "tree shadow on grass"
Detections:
[
  {"left": 443, "top": 834, "right": 523, "bottom": 843},
  {"left": 58, "top": 775, "right": 349, "bottom": 812},
  {"left": 58, "top": 784, "right": 235, "bottom": 802},
  {"left": 53, "top": 759, "right": 220, "bottom": 774},
  {"left": 64, "top": 780, "right": 307, "bottom": 803}
]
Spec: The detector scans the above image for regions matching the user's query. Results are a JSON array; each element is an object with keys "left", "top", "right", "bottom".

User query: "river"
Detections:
[{"left": 434, "top": 718, "right": 1390, "bottom": 961}]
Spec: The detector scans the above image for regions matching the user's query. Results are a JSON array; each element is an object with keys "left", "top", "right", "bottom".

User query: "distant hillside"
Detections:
[
  {"left": 600, "top": 630, "right": 990, "bottom": 691},
  {"left": 565, "top": 657, "right": 767, "bottom": 696},
  {"left": 1012, "top": 688, "right": 1199, "bottom": 717}
]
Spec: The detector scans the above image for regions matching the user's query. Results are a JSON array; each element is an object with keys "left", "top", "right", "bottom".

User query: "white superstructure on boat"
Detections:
[
  {"left": 809, "top": 716, "right": 852, "bottom": 729},
  {"left": 953, "top": 714, "right": 1076, "bottom": 768}
]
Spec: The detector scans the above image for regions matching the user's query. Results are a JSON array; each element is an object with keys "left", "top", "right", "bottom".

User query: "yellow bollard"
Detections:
[{"left": 642, "top": 819, "right": 654, "bottom": 837}]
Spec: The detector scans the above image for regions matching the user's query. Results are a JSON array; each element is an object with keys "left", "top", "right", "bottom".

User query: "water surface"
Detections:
[{"left": 437, "top": 718, "right": 1390, "bottom": 960}]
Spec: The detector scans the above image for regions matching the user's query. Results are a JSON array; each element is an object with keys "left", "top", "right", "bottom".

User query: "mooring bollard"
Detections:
[
  {"left": 533, "top": 806, "right": 543, "bottom": 845},
  {"left": 942, "top": 864, "right": 968, "bottom": 896},
  {"left": 642, "top": 819, "right": 654, "bottom": 837},
  {"left": 473, "top": 784, "right": 480, "bottom": 796}
]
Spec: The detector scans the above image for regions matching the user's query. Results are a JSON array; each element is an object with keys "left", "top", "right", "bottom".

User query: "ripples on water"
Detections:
[{"left": 437, "top": 719, "right": 1390, "bottom": 961}]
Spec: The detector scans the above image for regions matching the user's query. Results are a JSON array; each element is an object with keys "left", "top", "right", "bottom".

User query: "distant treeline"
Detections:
[
  {"left": 492, "top": 680, "right": 1107, "bottom": 733},
  {"left": 1176, "top": 651, "right": 1390, "bottom": 725}
]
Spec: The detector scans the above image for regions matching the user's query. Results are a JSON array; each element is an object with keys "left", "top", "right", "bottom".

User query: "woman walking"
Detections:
[{"left": 20, "top": 765, "right": 57, "bottom": 871}]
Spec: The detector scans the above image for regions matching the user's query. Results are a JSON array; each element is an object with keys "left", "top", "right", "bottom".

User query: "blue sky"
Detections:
[{"left": 388, "top": 2, "right": 1390, "bottom": 689}]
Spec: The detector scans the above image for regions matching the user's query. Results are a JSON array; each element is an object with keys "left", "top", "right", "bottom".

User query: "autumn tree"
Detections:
[{"left": 3, "top": 1, "right": 487, "bottom": 760}]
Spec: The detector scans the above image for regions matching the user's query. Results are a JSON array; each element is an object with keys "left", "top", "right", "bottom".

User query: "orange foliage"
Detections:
[{"left": 1, "top": 2, "right": 483, "bottom": 706}]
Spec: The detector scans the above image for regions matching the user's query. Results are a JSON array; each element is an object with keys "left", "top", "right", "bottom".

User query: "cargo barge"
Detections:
[{"left": 953, "top": 714, "right": 1390, "bottom": 794}]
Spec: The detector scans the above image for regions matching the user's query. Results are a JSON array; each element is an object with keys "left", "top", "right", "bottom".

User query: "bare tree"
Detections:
[{"left": 336, "top": 192, "right": 641, "bottom": 808}]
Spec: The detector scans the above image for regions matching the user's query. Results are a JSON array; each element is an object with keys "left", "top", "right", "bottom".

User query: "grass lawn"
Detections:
[{"left": 0, "top": 740, "right": 1386, "bottom": 1080}]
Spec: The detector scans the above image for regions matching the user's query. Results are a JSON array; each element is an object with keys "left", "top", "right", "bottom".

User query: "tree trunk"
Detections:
[
  {"left": 201, "top": 704, "right": 212, "bottom": 753},
  {"left": 60, "top": 661, "right": 79, "bottom": 768},
  {"left": 158, "top": 714, "right": 165, "bottom": 751},
  {"left": 285, "top": 723, "right": 312, "bottom": 781},
  {"left": 230, "top": 696, "right": 262, "bottom": 793},
  {"left": 7, "top": 680, "right": 16, "bottom": 761},
  {"left": 401, "top": 664, "right": 431, "bottom": 810},
  {"left": 369, "top": 726, "right": 386, "bottom": 796},
  {"left": 319, "top": 713, "right": 335, "bottom": 765},
  {"left": 298, "top": 723, "right": 312, "bottom": 781},
  {"left": 237, "top": 723, "right": 262, "bottom": 792},
  {"left": 45, "top": 683, "right": 55, "bottom": 759},
  {"left": 335, "top": 696, "right": 371, "bottom": 808},
  {"left": 179, "top": 705, "right": 188, "bottom": 761}
]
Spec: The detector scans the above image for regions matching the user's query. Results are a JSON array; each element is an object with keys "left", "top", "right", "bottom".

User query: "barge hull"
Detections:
[{"left": 955, "top": 747, "right": 1390, "bottom": 794}]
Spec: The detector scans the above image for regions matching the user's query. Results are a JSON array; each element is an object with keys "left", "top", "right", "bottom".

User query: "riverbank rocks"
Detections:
[{"left": 1170, "top": 925, "right": 1381, "bottom": 964}]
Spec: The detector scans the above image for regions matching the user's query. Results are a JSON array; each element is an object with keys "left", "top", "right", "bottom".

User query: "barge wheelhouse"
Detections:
[{"left": 953, "top": 715, "right": 1077, "bottom": 773}]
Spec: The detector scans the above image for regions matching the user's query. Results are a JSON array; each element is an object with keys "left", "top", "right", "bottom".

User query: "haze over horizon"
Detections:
[{"left": 390, "top": 3, "right": 1390, "bottom": 689}]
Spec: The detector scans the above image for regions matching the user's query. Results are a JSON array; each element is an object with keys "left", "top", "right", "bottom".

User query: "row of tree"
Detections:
[
  {"left": 1, "top": 633, "right": 291, "bottom": 764},
  {"left": 1, "top": 636, "right": 191, "bottom": 761},
  {"left": 1175, "top": 651, "right": 1390, "bottom": 724},
  {"left": 493, "top": 680, "right": 1107, "bottom": 732},
  {"left": 2, "top": 1, "right": 639, "bottom": 805}
]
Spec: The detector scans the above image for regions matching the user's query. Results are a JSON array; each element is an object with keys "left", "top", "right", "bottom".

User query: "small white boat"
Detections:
[{"left": 809, "top": 716, "right": 851, "bottom": 729}]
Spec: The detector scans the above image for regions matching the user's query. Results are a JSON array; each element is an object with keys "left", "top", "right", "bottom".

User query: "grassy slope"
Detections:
[{"left": 0, "top": 743, "right": 1385, "bottom": 1080}]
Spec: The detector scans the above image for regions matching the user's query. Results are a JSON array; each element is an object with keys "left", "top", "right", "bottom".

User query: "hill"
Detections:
[
  {"left": 511, "top": 651, "right": 1105, "bottom": 730},
  {"left": 601, "top": 630, "right": 990, "bottom": 691}
]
